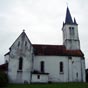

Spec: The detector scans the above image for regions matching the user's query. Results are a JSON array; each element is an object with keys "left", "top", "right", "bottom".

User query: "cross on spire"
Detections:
[{"left": 23, "top": 29, "right": 25, "bottom": 32}]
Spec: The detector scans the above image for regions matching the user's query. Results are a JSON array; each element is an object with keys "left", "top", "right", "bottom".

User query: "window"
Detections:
[
  {"left": 76, "top": 72, "right": 78, "bottom": 78},
  {"left": 70, "top": 28, "right": 74, "bottom": 36},
  {"left": 60, "top": 62, "right": 63, "bottom": 73},
  {"left": 18, "top": 57, "right": 23, "bottom": 70},
  {"left": 40, "top": 61, "right": 45, "bottom": 73},
  {"left": 72, "top": 27, "right": 74, "bottom": 30},
  {"left": 37, "top": 75, "right": 40, "bottom": 79},
  {"left": 18, "top": 41, "right": 20, "bottom": 47},
  {"left": 25, "top": 41, "right": 27, "bottom": 46},
  {"left": 69, "top": 27, "right": 74, "bottom": 30},
  {"left": 69, "top": 27, "right": 75, "bottom": 36},
  {"left": 69, "top": 27, "right": 71, "bottom": 29},
  {"left": 68, "top": 56, "right": 72, "bottom": 59}
]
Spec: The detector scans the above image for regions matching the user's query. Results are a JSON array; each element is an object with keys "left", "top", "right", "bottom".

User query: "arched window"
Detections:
[
  {"left": 18, "top": 57, "right": 23, "bottom": 70},
  {"left": 40, "top": 61, "right": 45, "bottom": 73},
  {"left": 25, "top": 41, "right": 27, "bottom": 46},
  {"left": 18, "top": 41, "right": 20, "bottom": 47},
  {"left": 76, "top": 72, "right": 78, "bottom": 78},
  {"left": 60, "top": 62, "right": 63, "bottom": 73}
]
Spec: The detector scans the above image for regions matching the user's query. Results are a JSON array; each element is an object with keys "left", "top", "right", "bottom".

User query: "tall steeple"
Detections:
[
  {"left": 62, "top": 7, "right": 80, "bottom": 50},
  {"left": 65, "top": 7, "right": 73, "bottom": 24}
]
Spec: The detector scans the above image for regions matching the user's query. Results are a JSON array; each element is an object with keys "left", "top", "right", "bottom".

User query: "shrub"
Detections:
[{"left": 0, "top": 71, "right": 8, "bottom": 87}]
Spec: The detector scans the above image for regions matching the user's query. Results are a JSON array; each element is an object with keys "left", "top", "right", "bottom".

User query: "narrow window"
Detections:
[
  {"left": 40, "top": 61, "right": 44, "bottom": 73},
  {"left": 76, "top": 72, "right": 78, "bottom": 78},
  {"left": 25, "top": 41, "right": 27, "bottom": 46},
  {"left": 72, "top": 27, "right": 74, "bottom": 30},
  {"left": 71, "top": 27, "right": 74, "bottom": 36},
  {"left": 18, "top": 57, "right": 23, "bottom": 70},
  {"left": 69, "top": 27, "right": 75, "bottom": 36},
  {"left": 69, "top": 27, "right": 71, "bottom": 29},
  {"left": 37, "top": 75, "right": 40, "bottom": 79},
  {"left": 18, "top": 41, "right": 20, "bottom": 47},
  {"left": 68, "top": 56, "right": 72, "bottom": 59},
  {"left": 60, "top": 62, "right": 63, "bottom": 73}
]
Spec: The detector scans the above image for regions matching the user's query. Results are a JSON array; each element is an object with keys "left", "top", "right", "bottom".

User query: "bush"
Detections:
[{"left": 0, "top": 71, "right": 8, "bottom": 87}]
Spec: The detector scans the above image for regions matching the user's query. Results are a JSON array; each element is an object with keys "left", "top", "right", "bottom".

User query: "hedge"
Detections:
[{"left": 0, "top": 71, "right": 8, "bottom": 87}]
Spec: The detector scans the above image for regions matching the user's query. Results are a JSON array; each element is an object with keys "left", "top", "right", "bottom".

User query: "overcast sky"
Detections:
[{"left": 0, "top": 0, "right": 88, "bottom": 68}]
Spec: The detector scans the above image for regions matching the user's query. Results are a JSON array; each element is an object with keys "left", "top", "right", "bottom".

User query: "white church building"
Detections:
[{"left": 2, "top": 7, "right": 86, "bottom": 83}]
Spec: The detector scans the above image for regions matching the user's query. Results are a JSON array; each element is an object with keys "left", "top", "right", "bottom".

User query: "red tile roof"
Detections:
[
  {"left": 33, "top": 44, "right": 84, "bottom": 57},
  {"left": 4, "top": 44, "right": 84, "bottom": 57}
]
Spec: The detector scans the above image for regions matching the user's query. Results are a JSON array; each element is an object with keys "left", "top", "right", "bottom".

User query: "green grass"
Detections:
[{"left": 4, "top": 83, "right": 88, "bottom": 88}]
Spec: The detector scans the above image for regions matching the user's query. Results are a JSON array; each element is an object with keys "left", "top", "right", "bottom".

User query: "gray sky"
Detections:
[{"left": 0, "top": 0, "right": 88, "bottom": 68}]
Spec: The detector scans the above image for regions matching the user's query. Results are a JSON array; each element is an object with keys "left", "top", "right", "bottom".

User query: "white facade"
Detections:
[
  {"left": 8, "top": 31, "right": 33, "bottom": 83},
  {"left": 4, "top": 7, "right": 86, "bottom": 83},
  {"left": 62, "top": 24, "right": 80, "bottom": 50},
  {"left": 33, "top": 56, "right": 85, "bottom": 82},
  {"left": 5, "top": 51, "right": 85, "bottom": 83}
]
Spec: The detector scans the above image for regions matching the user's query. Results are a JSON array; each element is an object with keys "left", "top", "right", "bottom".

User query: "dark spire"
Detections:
[
  {"left": 65, "top": 7, "right": 73, "bottom": 24},
  {"left": 74, "top": 18, "right": 78, "bottom": 25},
  {"left": 63, "top": 22, "right": 65, "bottom": 26}
]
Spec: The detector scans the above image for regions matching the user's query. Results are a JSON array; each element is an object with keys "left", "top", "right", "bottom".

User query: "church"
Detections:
[{"left": 2, "top": 7, "right": 86, "bottom": 83}]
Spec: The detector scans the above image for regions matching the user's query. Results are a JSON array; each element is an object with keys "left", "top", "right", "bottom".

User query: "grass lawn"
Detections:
[{"left": 4, "top": 83, "right": 88, "bottom": 88}]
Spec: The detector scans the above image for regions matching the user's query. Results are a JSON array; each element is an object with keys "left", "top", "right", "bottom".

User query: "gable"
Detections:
[{"left": 9, "top": 31, "right": 32, "bottom": 50}]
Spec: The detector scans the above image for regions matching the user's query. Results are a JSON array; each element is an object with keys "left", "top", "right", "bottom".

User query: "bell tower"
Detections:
[{"left": 62, "top": 7, "right": 80, "bottom": 50}]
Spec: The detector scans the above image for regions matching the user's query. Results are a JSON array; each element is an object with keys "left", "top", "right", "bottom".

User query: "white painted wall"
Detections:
[
  {"left": 8, "top": 32, "right": 33, "bottom": 83},
  {"left": 8, "top": 55, "right": 32, "bottom": 83},
  {"left": 71, "top": 57, "right": 82, "bottom": 82},
  {"left": 62, "top": 25, "right": 79, "bottom": 40},
  {"left": 31, "top": 74, "right": 48, "bottom": 83},
  {"left": 34, "top": 56, "right": 69, "bottom": 82},
  {"left": 81, "top": 59, "right": 86, "bottom": 82},
  {"left": 33, "top": 56, "right": 84, "bottom": 82}
]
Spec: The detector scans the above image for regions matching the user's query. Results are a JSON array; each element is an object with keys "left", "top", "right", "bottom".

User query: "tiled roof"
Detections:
[
  {"left": 4, "top": 44, "right": 84, "bottom": 57},
  {"left": 33, "top": 44, "right": 84, "bottom": 57}
]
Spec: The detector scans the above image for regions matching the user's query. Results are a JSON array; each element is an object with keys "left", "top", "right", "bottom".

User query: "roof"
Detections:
[
  {"left": 65, "top": 7, "right": 77, "bottom": 25},
  {"left": 5, "top": 44, "right": 84, "bottom": 57},
  {"left": 4, "top": 52, "right": 10, "bottom": 56},
  {"left": 33, "top": 44, "right": 84, "bottom": 57},
  {"left": 0, "top": 63, "right": 8, "bottom": 71}
]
